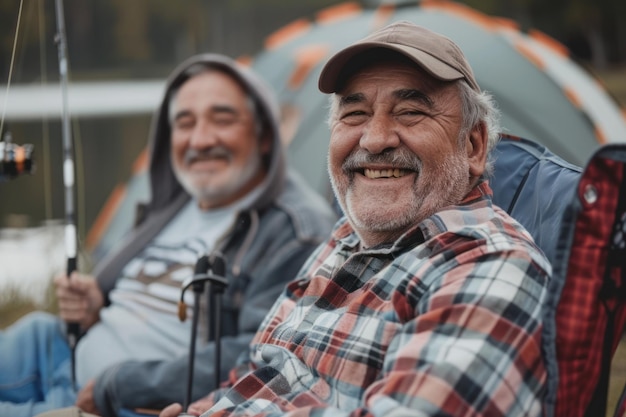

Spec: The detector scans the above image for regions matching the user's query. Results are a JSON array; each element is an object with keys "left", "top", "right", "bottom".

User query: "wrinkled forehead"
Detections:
[
  {"left": 336, "top": 58, "right": 456, "bottom": 110},
  {"left": 329, "top": 57, "right": 462, "bottom": 122},
  {"left": 168, "top": 69, "right": 255, "bottom": 123}
]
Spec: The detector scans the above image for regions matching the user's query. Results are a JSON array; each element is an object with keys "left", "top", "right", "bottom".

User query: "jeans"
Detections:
[{"left": 0, "top": 311, "right": 77, "bottom": 416}]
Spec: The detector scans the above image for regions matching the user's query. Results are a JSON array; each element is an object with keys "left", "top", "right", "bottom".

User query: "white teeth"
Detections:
[{"left": 364, "top": 168, "right": 407, "bottom": 179}]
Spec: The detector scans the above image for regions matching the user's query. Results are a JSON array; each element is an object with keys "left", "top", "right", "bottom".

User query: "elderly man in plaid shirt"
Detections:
[{"left": 162, "top": 21, "right": 551, "bottom": 417}]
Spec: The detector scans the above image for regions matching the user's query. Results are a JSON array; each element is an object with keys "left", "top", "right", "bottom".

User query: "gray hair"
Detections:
[
  {"left": 326, "top": 79, "right": 501, "bottom": 176},
  {"left": 455, "top": 81, "right": 501, "bottom": 176},
  {"left": 168, "top": 63, "right": 265, "bottom": 139}
]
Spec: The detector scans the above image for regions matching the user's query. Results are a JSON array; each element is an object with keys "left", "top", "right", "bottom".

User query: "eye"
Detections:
[
  {"left": 340, "top": 110, "right": 368, "bottom": 125},
  {"left": 343, "top": 110, "right": 366, "bottom": 118},
  {"left": 395, "top": 108, "right": 427, "bottom": 124},
  {"left": 213, "top": 112, "right": 237, "bottom": 126},
  {"left": 174, "top": 116, "right": 195, "bottom": 130}
]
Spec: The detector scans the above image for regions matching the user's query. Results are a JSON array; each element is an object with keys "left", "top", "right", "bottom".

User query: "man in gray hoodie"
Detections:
[{"left": 0, "top": 54, "right": 336, "bottom": 417}]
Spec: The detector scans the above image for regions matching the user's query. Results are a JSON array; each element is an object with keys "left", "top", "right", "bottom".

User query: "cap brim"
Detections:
[{"left": 318, "top": 42, "right": 466, "bottom": 94}]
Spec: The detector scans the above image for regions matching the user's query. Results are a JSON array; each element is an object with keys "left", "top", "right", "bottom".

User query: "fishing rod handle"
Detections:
[{"left": 66, "top": 256, "right": 81, "bottom": 346}]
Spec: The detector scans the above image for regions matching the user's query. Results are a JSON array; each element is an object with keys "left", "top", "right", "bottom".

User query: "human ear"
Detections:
[{"left": 466, "top": 122, "right": 488, "bottom": 178}]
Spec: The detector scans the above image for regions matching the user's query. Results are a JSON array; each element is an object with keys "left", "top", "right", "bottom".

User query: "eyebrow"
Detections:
[
  {"left": 338, "top": 92, "right": 365, "bottom": 107},
  {"left": 210, "top": 104, "right": 238, "bottom": 115},
  {"left": 338, "top": 89, "right": 434, "bottom": 109},
  {"left": 395, "top": 89, "right": 434, "bottom": 108},
  {"left": 174, "top": 104, "right": 238, "bottom": 122}
]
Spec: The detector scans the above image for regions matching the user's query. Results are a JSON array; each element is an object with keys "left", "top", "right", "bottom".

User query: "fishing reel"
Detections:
[{"left": 0, "top": 132, "right": 35, "bottom": 181}]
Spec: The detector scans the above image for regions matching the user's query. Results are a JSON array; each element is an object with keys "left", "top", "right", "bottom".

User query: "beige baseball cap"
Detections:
[{"left": 318, "top": 20, "right": 480, "bottom": 93}]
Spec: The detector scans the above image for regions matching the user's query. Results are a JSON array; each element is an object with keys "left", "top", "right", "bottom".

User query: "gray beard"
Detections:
[
  {"left": 330, "top": 147, "right": 470, "bottom": 241},
  {"left": 173, "top": 148, "right": 263, "bottom": 206}
]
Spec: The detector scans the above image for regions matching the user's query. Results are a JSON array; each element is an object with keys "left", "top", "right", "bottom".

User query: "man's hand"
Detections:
[
  {"left": 75, "top": 379, "right": 101, "bottom": 415},
  {"left": 187, "top": 396, "right": 215, "bottom": 416},
  {"left": 159, "top": 403, "right": 183, "bottom": 417},
  {"left": 54, "top": 271, "right": 104, "bottom": 331},
  {"left": 159, "top": 395, "right": 215, "bottom": 417}
]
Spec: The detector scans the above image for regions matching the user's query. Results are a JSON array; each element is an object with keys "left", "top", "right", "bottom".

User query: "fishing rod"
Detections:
[
  {"left": 0, "top": 0, "right": 77, "bottom": 385},
  {"left": 54, "top": 0, "right": 81, "bottom": 388}
]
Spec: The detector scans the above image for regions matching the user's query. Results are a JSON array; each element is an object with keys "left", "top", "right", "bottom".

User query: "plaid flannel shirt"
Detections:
[{"left": 203, "top": 181, "right": 551, "bottom": 417}]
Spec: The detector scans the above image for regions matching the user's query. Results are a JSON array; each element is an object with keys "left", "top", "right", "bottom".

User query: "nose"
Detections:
[
  {"left": 189, "top": 120, "right": 218, "bottom": 149},
  {"left": 359, "top": 113, "right": 400, "bottom": 154}
]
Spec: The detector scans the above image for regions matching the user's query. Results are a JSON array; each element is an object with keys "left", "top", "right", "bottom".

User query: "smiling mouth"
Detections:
[
  {"left": 184, "top": 147, "right": 231, "bottom": 166},
  {"left": 187, "top": 155, "right": 228, "bottom": 166},
  {"left": 363, "top": 168, "right": 410, "bottom": 179}
]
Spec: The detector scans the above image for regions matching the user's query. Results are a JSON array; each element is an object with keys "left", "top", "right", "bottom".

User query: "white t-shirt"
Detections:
[{"left": 75, "top": 189, "right": 260, "bottom": 386}]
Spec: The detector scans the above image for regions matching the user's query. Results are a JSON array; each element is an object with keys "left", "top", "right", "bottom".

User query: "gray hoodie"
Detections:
[{"left": 90, "top": 54, "right": 336, "bottom": 416}]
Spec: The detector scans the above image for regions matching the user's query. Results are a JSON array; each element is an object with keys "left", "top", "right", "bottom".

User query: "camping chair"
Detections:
[{"left": 490, "top": 134, "right": 626, "bottom": 417}]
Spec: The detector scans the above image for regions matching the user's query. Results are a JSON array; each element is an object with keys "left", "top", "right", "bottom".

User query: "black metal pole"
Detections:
[
  {"left": 208, "top": 254, "right": 226, "bottom": 390},
  {"left": 184, "top": 288, "right": 202, "bottom": 410},
  {"left": 178, "top": 254, "right": 227, "bottom": 416},
  {"left": 212, "top": 287, "right": 223, "bottom": 390}
]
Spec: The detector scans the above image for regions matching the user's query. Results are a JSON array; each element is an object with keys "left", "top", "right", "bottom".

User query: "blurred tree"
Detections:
[
  {"left": 465, "top": 0, "right": 625, "bottom": 67},
  {"left": 110, "top": 0, "right": 152, "bottom": 62},
  {"left": 564, "top": 0, "right": 607, "bottom": 68}
]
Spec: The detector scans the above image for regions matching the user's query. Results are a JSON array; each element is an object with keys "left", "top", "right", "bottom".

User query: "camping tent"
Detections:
[
  {"left": 88, "top": 0, "right": 626, "bottom": 259},
  {"left": 250, "top": 0, "right": 626, "bottom": 198}
]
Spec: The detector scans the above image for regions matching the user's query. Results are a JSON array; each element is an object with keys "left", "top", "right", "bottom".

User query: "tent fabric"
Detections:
[{"left": 249, "top": 1, "right": 626, "bottom": 201}]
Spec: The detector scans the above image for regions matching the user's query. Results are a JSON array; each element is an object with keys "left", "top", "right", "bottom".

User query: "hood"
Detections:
[{"left": 144, "top": 53, "right": 286, "bottom": 215}]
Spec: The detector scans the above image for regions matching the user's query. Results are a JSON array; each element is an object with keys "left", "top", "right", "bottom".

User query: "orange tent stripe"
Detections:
[
  {"left": 131, "top": 148, "right": 149, "bottom": 174},
  {"left": 88, "top": 148, "right": 148, "bottom": 250},
  {"left": 490, "top": 16, "right": 519, "bottom": 31},
  {"left": 514, "top": 42, "right": 546, "bottom": 70},
  {"left": 288, "top": 44, "right": 330, "bottom": 90},
  {"left": 563, "top": 87, "right": 582, "bottom": 109},
  {"left": 372, "top": 3, "right": 395, "bottom": 30},
  {"left": 86, "top": 184, "right": 126, "bottom": 250},
  {"left": 316, "top": 2, "right": 362, "bottom": 25},
  {"left": 528, "top": 29, "right": 570, "bottom": 58},
  {"left": 236, "top": 55, "right": 253, "bottom": 67},
  {"left": 265, "top": 19, "right": 311, "bottom": 50},
  {"left": 594, "top": 126, "right": 607, "bottom": 144},
  {"left": 421, "top": 0, "right": 498, "bottom": 31}
]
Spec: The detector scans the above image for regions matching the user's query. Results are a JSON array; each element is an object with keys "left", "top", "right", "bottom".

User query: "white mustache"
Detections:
[
  {"left": 342, "top": 149, "right": 422, "bottom": 172},
  {"left": 183, "top": 146, "right": 231, "bottom": 165}
]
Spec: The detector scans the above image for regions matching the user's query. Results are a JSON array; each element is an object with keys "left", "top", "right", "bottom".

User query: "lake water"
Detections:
[{"left": 0, "top": 225, "right": 65, "bottom": 304}]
